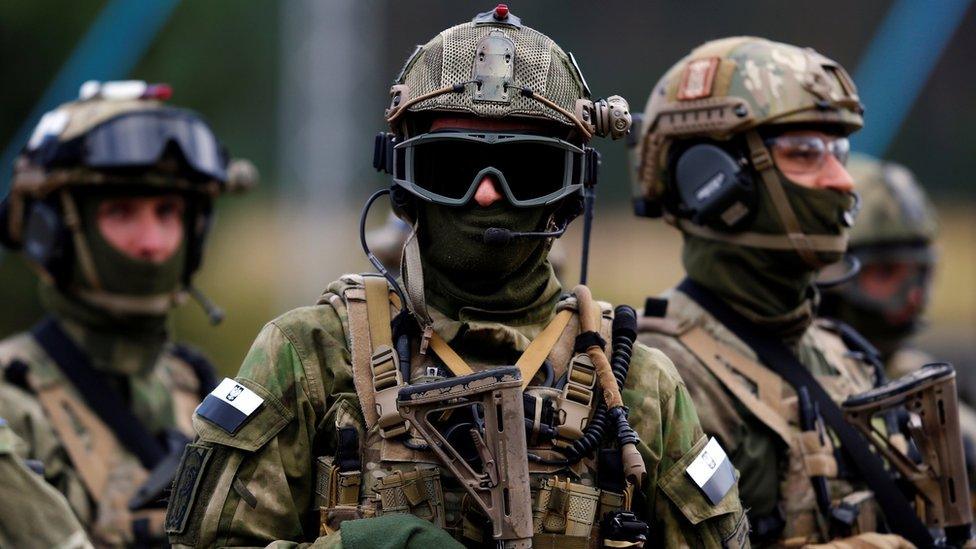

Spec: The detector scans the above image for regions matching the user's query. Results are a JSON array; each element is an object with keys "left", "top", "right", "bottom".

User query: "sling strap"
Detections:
[
  {"left": 677, "top": 278, "right": 933, "bottom": 547},
  {"left": 31, "top": 316, "right": 166, "bottom": 469}
]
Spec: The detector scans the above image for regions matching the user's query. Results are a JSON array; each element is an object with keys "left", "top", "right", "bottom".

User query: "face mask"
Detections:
[
  {"left": 683, "top": 169, "right": 855, "bottom": 324},
  {"left": 417, "top": 200, "right": 555, "bottom": 316}
]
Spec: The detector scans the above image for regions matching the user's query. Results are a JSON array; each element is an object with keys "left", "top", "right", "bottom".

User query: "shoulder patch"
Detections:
[
  {"left": 686, "top": 437, "right": 736, "bottom": 505},
  {"left": 196, "top": 378, "right": 264, "bottom": 434},
  {"left": 164, "top": 443, "right": 213, "bottom": 535}
]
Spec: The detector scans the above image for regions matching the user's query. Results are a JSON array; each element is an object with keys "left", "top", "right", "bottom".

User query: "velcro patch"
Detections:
[
  {"left": 196, "top": 378, "right": 264, "bottom": 434},
  {"left": 686, "top": 437, "right": 736, "bottom": 505},
  {"left": 677, "top": 57, "right": 719, "bottom": 100},
  {"left": 164, "top": 443, "right": 213, "bottom": 535}
]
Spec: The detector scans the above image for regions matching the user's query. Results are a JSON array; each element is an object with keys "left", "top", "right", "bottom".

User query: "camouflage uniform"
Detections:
[
  {"left": 0, "top": 83, "right": 248, "bottom": 547},
  {"left": 0, "top": 406, "right": 92, "bottom": 549},
  {"left": 630, "top": 37, "right": 915, "bottom": 546},
  {"left": 168, "top": 8, "right": 747, "bottom": 549}
]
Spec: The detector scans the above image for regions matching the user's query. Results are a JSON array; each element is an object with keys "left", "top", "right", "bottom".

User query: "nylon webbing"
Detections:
[
  {"left": 364, "top": 275, "right": 394, "bottom": 348},
  {"left": 31, "top": 316, "right": 166, "bottom": 469},
  {"left": 429, "top": 309, "right": 576, "bottom": 386},
  {"left": 679, "top": 326, "right": 793, "bottom": 447},
  {"left": 517, "top": 309, "right": 573, "bottom": 388},
  {"left": 677, "top": 278, "right": 933, "bottom": 547}
]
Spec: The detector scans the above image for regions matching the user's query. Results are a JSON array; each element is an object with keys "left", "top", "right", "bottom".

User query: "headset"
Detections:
[{"left": 668, "top": 138, "right": 758, "bottom": 232}]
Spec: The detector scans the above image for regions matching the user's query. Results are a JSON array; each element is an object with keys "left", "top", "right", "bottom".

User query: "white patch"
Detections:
[
  {"left": 211, "top": 378, "right": 263, "bottom": 416},
  {"left": 686, "top": 437, "right": 729, "bottom": 489},
  {"left": 27, "top": 110, "right": 69, "bottom": 150}
]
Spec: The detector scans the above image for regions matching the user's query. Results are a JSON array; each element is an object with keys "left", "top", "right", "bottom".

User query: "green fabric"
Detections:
[
  {"left": 39, "top": 283, "right": 169, "bottom": 376},
  {"left": 339, "top": 515, "right": 463, "bottom": 549},
  {"left": 76, "top": 190, "right": 187, "bottom": 297},
  {"left": 683, "top": 169, "right": 854, "bottom": 336},
  {"left": 417, "top": 201, "right": 555, "bottom": 318}
]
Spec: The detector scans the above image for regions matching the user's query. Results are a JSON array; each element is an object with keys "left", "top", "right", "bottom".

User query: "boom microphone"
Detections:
[{"left": 483, "top": 224, "right": 567, "bottom": 245}]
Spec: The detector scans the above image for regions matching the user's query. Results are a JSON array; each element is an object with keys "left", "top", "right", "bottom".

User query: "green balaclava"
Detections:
[
  {"left": 41, "top": 188, "right": 187, "bottom": 374},
  {"left": 418, "top": 200, "right": 558, "bottom": 319},
  {"left": 684, "top": 168, "right": 855, "bottom": 337}
]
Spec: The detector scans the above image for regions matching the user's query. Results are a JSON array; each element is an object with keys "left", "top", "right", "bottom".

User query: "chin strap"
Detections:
[
  {"left": 671, "top": 131, "right": 849, "bottom": 269},
  {"left": 74, "top": 288, "right": 186, "bottom": 317}
]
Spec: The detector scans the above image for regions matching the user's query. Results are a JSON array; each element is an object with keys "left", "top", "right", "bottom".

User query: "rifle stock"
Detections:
[
  {"left": 844, "top": 362, "right": 973, "bottom": 546},
  {"left": 398, "top": 367, "right": 533, "bottom": 548}
]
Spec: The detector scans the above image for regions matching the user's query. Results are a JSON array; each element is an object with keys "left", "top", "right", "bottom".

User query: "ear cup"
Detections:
[
  {"left": 22, "top": 200, "right": 72, "bottom": 285},
  {"left": 672, "top": 143, "right": 756, "bottom": 231}
]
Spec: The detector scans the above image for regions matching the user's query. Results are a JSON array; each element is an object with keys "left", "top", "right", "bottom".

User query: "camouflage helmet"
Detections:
[
  {"left": 633, "top": 36, "right": 863, "bottom": 203},
  {"left": 0, "top": 81, "right": 255, "bottom": 319},
  {"left": 384, "top": 5, "right": 630, "bottom": 141},
  {"left": 846, "top": 152, "right": 938, "bottom": 262},
  {"left": 629, "top": 36, "right": 863, "bottom": 267}
]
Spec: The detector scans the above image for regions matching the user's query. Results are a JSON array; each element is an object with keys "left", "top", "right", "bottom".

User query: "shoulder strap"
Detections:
[
  {"left": 677, "top": 278, "right": 932, "bottom": 547},
  {"left": 679, "top": 326, "right": 793, "bottom": 447},
  {"left": 30, "top": 316, "right": 166, "bottom": 469}
]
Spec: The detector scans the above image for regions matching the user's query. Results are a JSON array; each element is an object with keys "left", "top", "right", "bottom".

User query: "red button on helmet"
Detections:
[{"left": 493, "top": 3, "right": 509, "bottom": 19}]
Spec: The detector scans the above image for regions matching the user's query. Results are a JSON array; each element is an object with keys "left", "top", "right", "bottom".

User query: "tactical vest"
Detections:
[
  {"left": 314, "top": 275, "right": 631, "bottom": 547},
  {"left": 639, "top": 311, "right": 889, "bottom": 545},
  {"left": 0, "top": 329, "right": 208, "bottom": 548}
]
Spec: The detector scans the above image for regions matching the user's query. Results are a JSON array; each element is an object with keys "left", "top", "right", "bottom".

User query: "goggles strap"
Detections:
[
  {"left": 745, "top": 131, "right": 825, "bottom": 268},
  {"left": 58, "top": 190, "right": 103, "bottom": 291}
]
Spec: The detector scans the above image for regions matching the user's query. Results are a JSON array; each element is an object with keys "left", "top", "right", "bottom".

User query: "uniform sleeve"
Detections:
[
  {"left": 0, "top": 423, "right": 93, "bottom": 549},
  {"left": 624, "top": 344, "right": 750, "bottom": 548},
  {"left": 167, "top": 305, "right": 355, "bottom": 548}
]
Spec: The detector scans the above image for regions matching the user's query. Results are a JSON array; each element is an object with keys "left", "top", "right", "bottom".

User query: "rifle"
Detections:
[
  {"left": 844, "top": 362, "right": 973, "bottom": 547},
  {"left": 398, "top": 367, "right": 533, "bottom": 549}
]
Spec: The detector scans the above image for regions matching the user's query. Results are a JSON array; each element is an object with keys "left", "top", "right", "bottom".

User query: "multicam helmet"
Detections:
[
  {"left": 629, "top": 36, "right": 863, "bottom": 267},
  {"left": 845, "top": 152, "right": 938, "bottom": 261},
  {"left": 0, "top": 81, "right": 255, "bottom": 318},
  {"left": 385, "top": 5, "right": 630, "bottom": 141}
]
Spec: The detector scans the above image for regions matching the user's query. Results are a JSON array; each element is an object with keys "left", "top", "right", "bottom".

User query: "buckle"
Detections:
[{"left": 371, "top": 344, "right": 408, "bottom": 438}]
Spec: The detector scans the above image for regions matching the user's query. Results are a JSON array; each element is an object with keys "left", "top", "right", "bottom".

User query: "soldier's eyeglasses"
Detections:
[
  {"left": 765, "top": 134, "right": 850, "bottom": 175},
  {"left": 392, "top": 132, "right": 586, "bottom": 207}
]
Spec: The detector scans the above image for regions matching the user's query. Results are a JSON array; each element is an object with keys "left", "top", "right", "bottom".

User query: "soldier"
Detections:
[
  {"left": 630, "top": 37, "right": 928, "bottom": 546},
  {"left": 819, "top": 153, "right": 939, "bottom": 381},
  {"left": 0, "top": 409, "right": 92, "bottom": 549},
  {"left": 167, "top": 6, "right": 747, "bottom": 548},
  {"left": 0, "top": 80, "right": 252, "bottom": 546}
]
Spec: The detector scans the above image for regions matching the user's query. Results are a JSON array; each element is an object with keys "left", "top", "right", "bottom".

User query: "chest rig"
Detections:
[
  {"left": 641, "top": 300, "right": 892, "bottom": 545},
  {"left": 315, "top": 275, "right": 648, "bottom": 547}
]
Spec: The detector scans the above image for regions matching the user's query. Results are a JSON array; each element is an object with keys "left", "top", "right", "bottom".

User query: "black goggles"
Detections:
[
  {"left": 30, "top": 109, "right": 228, "bottom": 182},
  {"left": 392, "top": 132, "right": 587, "bottom": 207}
]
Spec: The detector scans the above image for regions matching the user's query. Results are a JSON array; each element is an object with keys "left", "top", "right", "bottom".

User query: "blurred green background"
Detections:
[{"left": 1, "top": 1, "right": 973, "bottom": 390}]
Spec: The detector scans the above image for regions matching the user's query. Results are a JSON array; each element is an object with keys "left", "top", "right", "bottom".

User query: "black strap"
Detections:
[
  {"left": 31, "top": 316, "right": 166, "bottom": 469},
  {"left": 169, "top": 343, "right": 219, "bottom": 399},
  {"left": 677, "top": 278, "right": 932, "bottom": 547}
]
